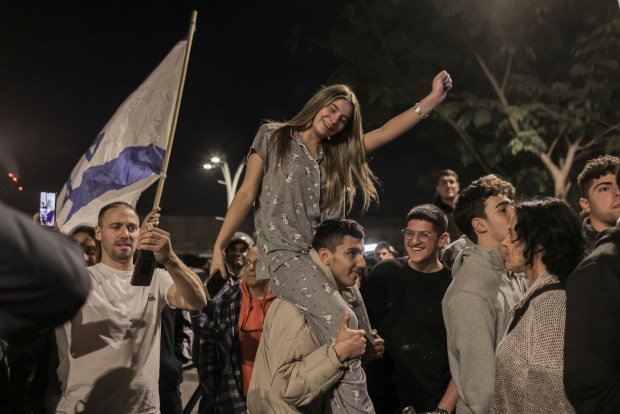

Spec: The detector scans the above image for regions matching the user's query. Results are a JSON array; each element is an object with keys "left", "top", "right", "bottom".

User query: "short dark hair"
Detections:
[
  {"left": 616, "top": 162, "right": 620, "bottom": 188},
  {"left": 97, "top": 202, "right": 137, "bottom": 226},
  {"left": 512, "top": 197, "right": 584, "bottom": 284},
  {"left": 577, "top": 155, "right": 619, "bottom": 197},
  {"left": 406, "top": 204, "right": 448, "bottom": 234},
  {"left": 437, "top": 169, "right": 459, "bottom": 183},
  {"left": 454, "top": 175, "right": 515, "bottom": 243},
  {"left": 312, "top": 219, "right": 365, "bottom": 252},
  {"left": 69, "top": 225, "right": 96, "bottom": 239},
  {"left": 226, "top": 240, "right": 249, "bottom": 253},
  {"left": 375, "top": 241, "right": 397, "bottom": 255}
]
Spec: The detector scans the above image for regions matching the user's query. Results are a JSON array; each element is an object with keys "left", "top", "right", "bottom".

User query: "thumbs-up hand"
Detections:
[{"left": 333, "top": 311, "right": 367, "bottom": 363}]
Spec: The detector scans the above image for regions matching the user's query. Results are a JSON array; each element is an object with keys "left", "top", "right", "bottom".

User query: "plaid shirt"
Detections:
[{"left": 200, "top": 283, "right": 246, "bottom": 413}]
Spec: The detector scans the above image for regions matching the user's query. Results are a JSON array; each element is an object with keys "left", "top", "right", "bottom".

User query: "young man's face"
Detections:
[
  {"left": 375, "top": 248, "right": 394, "bottom": 261},
  {"left": 241, "top": 247, "right": 263, "bottom": 289},
  {"left": 403, "top": 219, "right": 448, "bottom": 271},
  {"left": 71, "top": 231, "right": 100, "bottom": 266},
  {"left": 95, "top": 206, "right": 140, "bottom": 266},
  {"left": 436, "top": 174, "right": 460, "bottom": 202},
  {"left": 225, "top": 241, "right": 249, "bottom": 272},
  {"left": 476, "top": 194, "right": 514, "bottom": 249},
  {"left": 579, "top": 172, "right": 620, "bottom": 232},
  {"left": 320, "top": 235, "right": 366, "bottom": 289}
]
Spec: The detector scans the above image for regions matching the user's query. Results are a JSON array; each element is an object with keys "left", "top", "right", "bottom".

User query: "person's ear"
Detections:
[
  {"left": 318, "top": 247, "right": 332, "bottom": 266},
  {"left": 438, "top": 232, "right": 450, "bottom": 249},
  {"left": 578, "top": 197, "right": 590, "bottom": 215},
  {"left": 95, "top": 225, "right": 102, "bottom": 242},
  {"left": 472, "top": 217, "right": 487, "bottom": 235}
]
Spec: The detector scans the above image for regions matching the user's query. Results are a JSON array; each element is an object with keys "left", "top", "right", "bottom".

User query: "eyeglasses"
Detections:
[
  {"left": 401, "top": 229, "right": 436, "bottom": 241},
  {"left": 240, "top": 301, "right": 263, "bottom": 333}
]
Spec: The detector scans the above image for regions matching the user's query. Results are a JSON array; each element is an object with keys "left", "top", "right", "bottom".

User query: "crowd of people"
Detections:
[{"left": 1, "top": 70, "right": 619, "bottom": 414}]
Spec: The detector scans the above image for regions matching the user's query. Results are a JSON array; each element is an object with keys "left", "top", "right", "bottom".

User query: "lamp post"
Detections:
[{"left": 203, "top": 156, "right": 245, "bottom": 208}]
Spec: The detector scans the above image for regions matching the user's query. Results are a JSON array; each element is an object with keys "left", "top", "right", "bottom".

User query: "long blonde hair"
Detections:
[{"left": 266, "top": 84, "right": 378, "bottom": 213}]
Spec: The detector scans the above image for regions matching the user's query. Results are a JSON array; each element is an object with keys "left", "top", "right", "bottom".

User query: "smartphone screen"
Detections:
[
  {"left": 205, "top": 270, "right": 229, "bottom": 300},
  {"left": 39, "top": 192, "right": 56, "bottom": 228}
]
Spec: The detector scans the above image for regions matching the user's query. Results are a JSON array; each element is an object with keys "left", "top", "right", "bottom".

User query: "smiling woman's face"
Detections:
[{"left": 311, "top": 98, "right": 353, "bottom": 140}]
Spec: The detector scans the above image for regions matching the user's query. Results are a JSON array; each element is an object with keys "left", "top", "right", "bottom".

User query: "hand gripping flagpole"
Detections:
[{"left": 131, "top": 10, "right": 198, "bottom": 286}]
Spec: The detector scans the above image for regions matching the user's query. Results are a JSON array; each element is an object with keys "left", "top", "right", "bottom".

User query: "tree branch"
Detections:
[
  {"left": 472, "top": 50, "right": 521, "bottom": 136},
  {"left": 443, "top": 117, "right": 509, "bottom": 177}
]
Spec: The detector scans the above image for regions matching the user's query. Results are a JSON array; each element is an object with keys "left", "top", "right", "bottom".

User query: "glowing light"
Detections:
[
  {"left": 364, "top": 243, "right": 377, "bottom": 252},
  {"left": 203, "top": 163, "right": 214, "bottom": 170},
  {"left": 210, "top": 156, "right": 221, "bottom": 163},
  {"left": 18, "top": 186, "right": 23, "bottom": 191},
  {"left": 8, "top": 172, "right": 14, "bottom": 178},
  {"left": 12, "top": 176, "right": 18, "bottom": 182}
]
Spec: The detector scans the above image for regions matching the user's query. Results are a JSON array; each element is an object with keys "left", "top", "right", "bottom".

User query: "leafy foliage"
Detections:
[{"left": 326, "top": 0, "right": 620, "bottom": 199}]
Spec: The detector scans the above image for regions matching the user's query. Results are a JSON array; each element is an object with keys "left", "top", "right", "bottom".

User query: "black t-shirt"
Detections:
[{"left": 361, "top": 257, "right": 452, "bottom": 413}]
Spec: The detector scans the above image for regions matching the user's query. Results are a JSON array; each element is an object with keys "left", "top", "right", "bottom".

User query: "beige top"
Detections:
[
  {"left": 491, "top": 272, "right": 576, "bottom": 413},
  {"left": 247, "top": 298, "right": 347, "bottom": 413}
]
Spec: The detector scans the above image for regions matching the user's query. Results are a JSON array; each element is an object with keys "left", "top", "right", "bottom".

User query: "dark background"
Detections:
[{"left": 0, "top": 0, "right": 458, "bottom": 223}]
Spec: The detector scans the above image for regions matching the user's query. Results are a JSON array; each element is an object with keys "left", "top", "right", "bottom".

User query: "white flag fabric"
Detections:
[{"left": 57, "top": 40, "right": 187, "bottom": 234}]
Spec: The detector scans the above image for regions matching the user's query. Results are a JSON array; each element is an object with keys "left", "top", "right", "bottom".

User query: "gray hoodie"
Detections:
[{"left": 442, "top": 245, "right": 527, "bottom": 414}]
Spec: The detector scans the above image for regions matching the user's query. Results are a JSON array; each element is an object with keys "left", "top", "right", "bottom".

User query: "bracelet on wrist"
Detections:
[{"left": 413, "top": 102, "right": 429, "bottom": 119}]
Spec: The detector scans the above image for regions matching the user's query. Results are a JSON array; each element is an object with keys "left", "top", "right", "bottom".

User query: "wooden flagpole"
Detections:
[
  {"left": 152, "top": 10, "right": 198, "bottom": 209},
  {"left": 131, "top": 10, "right": 198, "bottom": 286}
]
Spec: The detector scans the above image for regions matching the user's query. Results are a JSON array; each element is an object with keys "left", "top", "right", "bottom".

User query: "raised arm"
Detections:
[
  {"left": 210, "top": 152, "right": 264, "bottom": 277},
  {"left": 363, "top": 70, "right": 452, "bottom": 154}
]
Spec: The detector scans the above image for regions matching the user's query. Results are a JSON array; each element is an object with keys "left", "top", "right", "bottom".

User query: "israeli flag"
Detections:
[{"left": 57, "top": 40, "right": 187, "bottom": 233}]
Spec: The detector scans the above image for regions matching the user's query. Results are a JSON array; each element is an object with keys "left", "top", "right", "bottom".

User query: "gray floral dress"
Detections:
[{"left": 250, "top": 125, "right": 374, "bottom": 413}]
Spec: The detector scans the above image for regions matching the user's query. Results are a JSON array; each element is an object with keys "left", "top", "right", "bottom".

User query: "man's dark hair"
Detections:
[
  {"left": 454, "top": 175, "right": 515, "bottom": 243},
  {"left": 375, "top": 241, "right": 397, "bottom": 255},
  {"left": 513, "top": 197, "right": 584, "bottom": 284},
  {"left": 406, "top": 204, "right": 448, "bottom": 234},
  {"left": 226, "top": 239, "right": 249, "bottom": 253},
  {"left": 97, "top": 202, "right": 137, "bottom": 226},
  {"left": 69, "top": 225, "right": 96, "bottom": 239},
  {"left": 577, "top": 155, "right": 619, "bottom": 197},
  {"left": 437, "top": 169, "right": 459, "bottom": 184},
  {"left": 616, "top": 162, "right": 620, "bottom": 188},
  {"left": 312, "top": 219, "right": 365, "bottom": 252}
]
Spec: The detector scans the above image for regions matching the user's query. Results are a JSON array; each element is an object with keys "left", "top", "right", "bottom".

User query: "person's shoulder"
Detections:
[
  {"left": 370, "top": 257, "right": 407, "bottom": 275},
  {"left": 365, "top": 258, "right": 407, "bottom": 290},
  {"left": 570, "top": 227, "right": 620, "bottom": 282},
  {"left": 264, "top": 299, "right": 306, "bottom": 334},
  {"left": 435, "top": 266, "right": 453, "bottom": 281},
  {"left": 450, "top": 251, "right": 500, "bottom": 294},
  {"left": 213, "top": 283, "right": 240, "bottom": 304}
]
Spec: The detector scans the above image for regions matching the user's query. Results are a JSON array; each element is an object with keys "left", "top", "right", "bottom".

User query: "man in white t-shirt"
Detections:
[{"left": 54, "top": 202, "right": 207, "bottom": 414}]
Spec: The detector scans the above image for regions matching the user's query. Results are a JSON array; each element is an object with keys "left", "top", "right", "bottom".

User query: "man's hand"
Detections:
[
  {"left": 333, "top": 311, "right": 367, "bottom": 363},
  {"left": 141, "top": 207, "right": 161, "bottom": 230},
  {"left": 138, "top": 223, "right": 175, "bottom": 267},
  {"left": 363, "top": 329, "right": 385, "bottom": 363}
]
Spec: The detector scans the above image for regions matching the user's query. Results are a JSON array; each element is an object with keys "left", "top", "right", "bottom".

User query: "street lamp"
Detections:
[{"left": 203, "top": 156, "right": 245, "bottom": 208}]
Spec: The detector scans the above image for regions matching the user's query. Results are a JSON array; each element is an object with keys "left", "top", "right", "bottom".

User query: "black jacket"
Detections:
[{"left": 564, "top": 226, "right": 620, "bottom": 413}]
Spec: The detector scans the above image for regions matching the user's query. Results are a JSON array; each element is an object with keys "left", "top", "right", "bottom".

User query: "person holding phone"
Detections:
[
  {"left": 211, "top": 71, "right": 452, "bottom": 412},
  {"left": 200, "top": 246, "right": 275, "bottom": 412}
]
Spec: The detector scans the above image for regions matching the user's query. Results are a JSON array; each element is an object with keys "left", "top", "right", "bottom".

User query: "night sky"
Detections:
[{"left": 0, "top": 0, "right": 459, "bottom": 222}]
